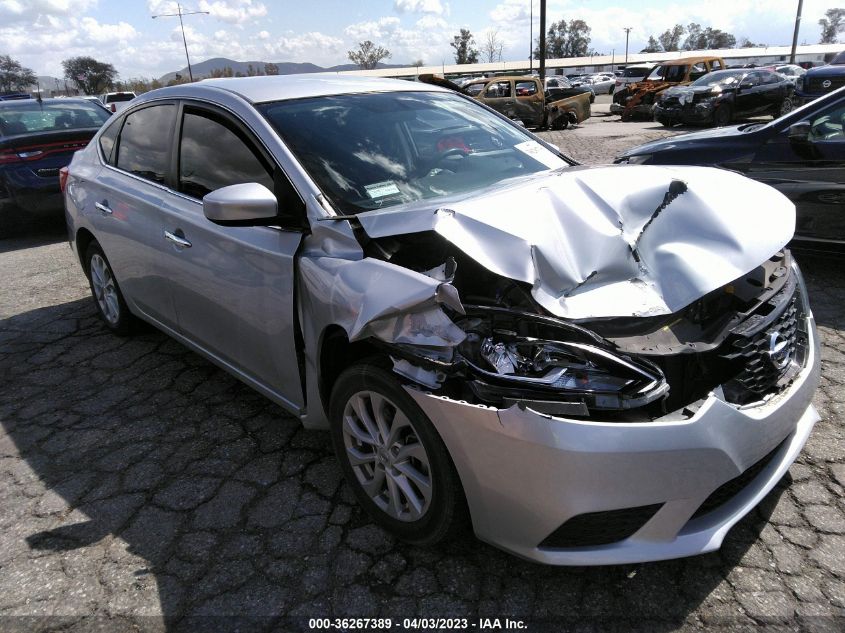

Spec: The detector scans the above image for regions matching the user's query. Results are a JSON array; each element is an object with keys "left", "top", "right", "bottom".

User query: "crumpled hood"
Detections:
[{"left": 355, "top": 165, "right": 795, "bottom": 320}]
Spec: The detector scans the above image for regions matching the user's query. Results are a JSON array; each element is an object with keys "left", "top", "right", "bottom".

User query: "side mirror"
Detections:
[
  {"left": 788, "top": 121, "right": 811, "bottom": 143},
  {"left": 203, "top": 182, "right": 277, "bottom": 225}
]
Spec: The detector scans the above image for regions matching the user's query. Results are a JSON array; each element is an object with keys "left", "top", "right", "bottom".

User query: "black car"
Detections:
[
  {"left": 796, "top": 50, "right": 845, "bottom": 104},
  {"left": 0, "top": 97, "right": 110, "bottom": 234},
  {"left": 653, "top": 69, "right": 794, "bottom": 127},
  {"left": 615, "top": 87, "right": 845, "bottom": 254}
]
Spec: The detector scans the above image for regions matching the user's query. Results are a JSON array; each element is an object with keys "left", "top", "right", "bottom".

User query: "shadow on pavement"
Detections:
[{"left": 1, "top": 255, "right": 840, "bottom": 631}]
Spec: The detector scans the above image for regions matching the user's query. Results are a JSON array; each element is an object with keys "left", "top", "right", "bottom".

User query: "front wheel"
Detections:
[
  {"left": 777, "top": 97, "right": 794, "bottom": 118},
  {"left": 329, "top": 364, "right": 466, "bottom": 545},
  {"left": 84, "top": 242, "right": 136, "bottom": 335},
  {"left": 712, "top": 103, "right": 732, "bottom": 127}
]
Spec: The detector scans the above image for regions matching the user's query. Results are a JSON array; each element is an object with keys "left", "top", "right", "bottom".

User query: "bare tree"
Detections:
[
  {"left": 481, "top": 29, "right": 504, "bottom": 63},
  {"left": 348, "top": 40, "right": 392, "bottom": 70}
]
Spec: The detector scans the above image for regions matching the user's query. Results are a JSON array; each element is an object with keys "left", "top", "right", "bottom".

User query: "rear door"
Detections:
[
  {"left": 159, "top": 102, "right": 305, "bottom": 410},
  {"left": 85, "top": 102, "right": 179, "bottom": 328}
]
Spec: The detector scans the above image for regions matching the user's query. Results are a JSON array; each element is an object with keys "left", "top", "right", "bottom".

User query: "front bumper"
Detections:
[
  {"left": 406, "top": 315, "right": 820, "bottom": 565},
  {"left": 653, "top": 102, "right": 715, "bottom": 125},
  {"left": 610, "top": 102, "right": 654, "bottom": 117}
]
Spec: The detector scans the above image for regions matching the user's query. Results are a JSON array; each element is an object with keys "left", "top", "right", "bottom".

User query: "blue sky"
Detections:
[{"left": 0, "top": 1, "right": 837, "bottom": 79}]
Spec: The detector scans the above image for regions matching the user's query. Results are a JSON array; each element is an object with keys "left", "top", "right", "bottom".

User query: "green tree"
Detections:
[
  {"left": 0, "top": 55, "right": 37, "bottom": 93},
  {"left": 737, "top": 36, "right": 764, "bottom": 48},
  {"left": 451, "top": 29, "right": 479, "bottom": 64},
  {"left": 683, "top": 23, "right": 704, "bottom": 50},
  {"left": 535, "top": 19, "right": 592, "bottom": 59},
  {"left": 658, "top": 25, "right": 685, "bottom": 52},
  {"left": 819, "top": 8, "right": 845, "bottom": 43},
  {"left": 264, "top": 63, "right": 279, "bottom": 75},
  {"left": 640, "top": 36, "right": 662, "bottom": 53},
  {"left": 702, "top": 27, "right": 736, "bottom": 49},
  {"left": 62, "top": 56, "right": 117, "bottom": 95},
  {"left": 347, "top": 40, "right": 392, "bottom": 70}
]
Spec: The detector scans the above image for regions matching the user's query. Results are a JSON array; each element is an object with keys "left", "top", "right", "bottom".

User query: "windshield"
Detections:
[
  {"left": 646, "top": 64, "right": 689, "bottom": 82},
  {"left": 258, "top": 91, "right": 568, "bottom": 214},
  {"left": 690, "top": 70, "right": 744, "bottom": 87},
  {"left": 623, "top": 67, "right": 651, "bottom": 78},
  {"left": 0, "top": 100, "right": 110, "bottom": 136},
  {"left": 104, "top": 93, "right": 135, "bottom": 103}
]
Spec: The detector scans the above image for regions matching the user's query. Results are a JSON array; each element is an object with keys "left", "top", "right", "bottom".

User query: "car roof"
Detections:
[
  {"left": 660, "top": 56, "right": 723, "bottom": 67},
  {"left": 139, "top": 74, "right": 446, "bottom": 105},
  {"left": 0, "top": 97, "right": 101, "bottom": 109}
]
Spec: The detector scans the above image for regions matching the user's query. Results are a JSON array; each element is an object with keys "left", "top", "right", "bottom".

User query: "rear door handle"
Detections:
[
  {"left": 95, "top": 201, "right": 112, "bottom": 215},
  {"left": 164, "top": 230, "right": 192, "bottom": 249}
]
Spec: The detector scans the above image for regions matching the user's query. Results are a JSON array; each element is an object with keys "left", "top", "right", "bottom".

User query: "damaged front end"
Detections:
[{"left": 304, "top": 164, "right": 807, "bottom": 424}]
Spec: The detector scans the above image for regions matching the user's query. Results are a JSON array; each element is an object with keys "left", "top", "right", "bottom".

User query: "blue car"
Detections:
[{"left": 1, "top": 97, "right": 110, "bottom": 234}]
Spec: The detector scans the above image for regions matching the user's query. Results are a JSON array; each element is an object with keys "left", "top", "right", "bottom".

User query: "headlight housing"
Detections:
[{"left": 456, "top": 307, "right": 668, "bottom": 415}]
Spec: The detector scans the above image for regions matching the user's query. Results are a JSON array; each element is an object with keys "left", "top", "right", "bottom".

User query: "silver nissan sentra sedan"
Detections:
[{"left": 62, "top": 75, "right": 820, "bottom": 565}]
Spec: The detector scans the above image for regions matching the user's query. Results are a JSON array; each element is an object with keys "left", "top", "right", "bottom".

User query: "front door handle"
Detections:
[
  {"left": 95, "top": 201, "right": 112, "bottom": 215},
  {"left": 164, "top": 230, "right": 192, "bottom": 249}
]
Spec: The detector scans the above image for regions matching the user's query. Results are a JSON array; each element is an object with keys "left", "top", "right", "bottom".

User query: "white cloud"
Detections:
[
  {"left": 79, "top": 17, "right": 137, "bottom": 43},
  {"left": 394, "top": 0, "right": 446, "bottom": 15},
  {"left": 0, "top": 0, "right": 97, "bottom": 24},
  {"left": 344, "top": 16, "right": 401, "bottom": 41},
  {"left": 198, "top": 0, "right": 267, "bottom": 24}
]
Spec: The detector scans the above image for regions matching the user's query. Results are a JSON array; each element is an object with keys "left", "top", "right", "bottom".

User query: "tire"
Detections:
[
  {"left": 777, "top": 97, "right": 793, "bottom": 118},
  {"left": 329, "top": 363, "right": 466, "bottom": 545},
  {"left": 84, "top": 242, "right": 136, "bottom": 335},
  {"left": 656, "top": 116, "right": 674, "bottom": 128},
  {"left": 551, "top": 116, "right": 569, "bottom": 131},
  {"left": 713, "top": 103, "right": 732, "bottom": 127}
]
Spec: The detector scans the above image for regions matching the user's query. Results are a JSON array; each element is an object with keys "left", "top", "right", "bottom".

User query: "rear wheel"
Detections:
[
  {"left": 657, "top": 116, "right": 674, "bottom": 128},
  {"left": 84, "top": 242, "right": 136, "bottom": 335},
  {"left": 551, "top": 116, "right": 569, "bottom": 131},
  {"left": 329, "top": 363, "right": 466, "bottom": 544}
]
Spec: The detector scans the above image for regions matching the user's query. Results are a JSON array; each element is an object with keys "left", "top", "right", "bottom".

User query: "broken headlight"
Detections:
[{"left": 459, "top": 309, "right": 668, "bottom": 414}]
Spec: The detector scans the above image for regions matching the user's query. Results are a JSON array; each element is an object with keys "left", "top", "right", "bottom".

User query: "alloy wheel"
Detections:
[
  {"left": 341, "top": 390, "right": 433, "bottom": 522},
  {"left": 89, "top": 253, "right": 120, "bottom": 325}
]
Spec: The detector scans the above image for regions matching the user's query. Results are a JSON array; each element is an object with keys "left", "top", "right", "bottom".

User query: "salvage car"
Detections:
[
  {"left": 654, "top": 68, "right": 794, "bottom": 127},
  {"left": 617, "top": 86, "right": 845, "bottom": 254},
  {"left": 423, "top": 74, "right": 590, "bottom": 130},
  {"left": 612, "top": 56, "right": 726, "bottom": 120},
  {"left": 64, "top": 76, "right": 820, "bottom": 565},
  {"left": 545, "top": 76, "right": 595, "bottom": 103},
  {"left": 1, "top": 97, "right": 110, "bottom": 234}
]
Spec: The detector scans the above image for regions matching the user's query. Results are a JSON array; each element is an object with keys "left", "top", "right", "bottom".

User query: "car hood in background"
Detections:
[
  {"left": 355, "top": 165, "right": 795, "bottom": 319},
  {"left": 616, "top": 124, "right": 755, "bottom": 157}
]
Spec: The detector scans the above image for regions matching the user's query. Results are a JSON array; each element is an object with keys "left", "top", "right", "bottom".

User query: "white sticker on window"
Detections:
[
  {"left": 514, "top": 141, "right": 566, "bottom": 169},
  {"left": 365, "top": 181, "right": 401, "bottom": 198}
]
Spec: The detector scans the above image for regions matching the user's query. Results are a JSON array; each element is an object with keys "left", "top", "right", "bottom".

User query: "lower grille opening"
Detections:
[
  {"left": 539, "top": 503, "right": 664, "bottom": 549},
  {"left": 691, "top": 440, "right": 786, "bottom": 520}
]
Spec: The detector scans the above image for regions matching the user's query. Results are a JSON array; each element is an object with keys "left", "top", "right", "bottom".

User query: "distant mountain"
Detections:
[{"left": 157, "top": 57, "right": 403, "bottom": 82}]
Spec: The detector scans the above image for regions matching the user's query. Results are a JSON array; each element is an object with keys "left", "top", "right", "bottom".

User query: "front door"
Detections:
[{"left": 159, "top": 104, "right": 305, "bottom": 411}]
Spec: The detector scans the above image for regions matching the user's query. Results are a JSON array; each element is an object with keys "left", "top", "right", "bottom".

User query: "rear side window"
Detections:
[
  {"left": 115, "top": 104, "right": 175, "bottom": 184},
  {"left": 515, "top": 81, "right": 538, "bottom": 96},
  {"left": 98, "top": 118, "right": 121, "bottom": 165},
  {"left": 178, "top": 109, "right": 273, "bottom": 199},
  {"left": 485, "top": 81, "right": 512, "bottom": 98}
]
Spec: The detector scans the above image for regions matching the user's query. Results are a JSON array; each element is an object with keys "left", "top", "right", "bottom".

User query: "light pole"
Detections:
[
  {"left": 538, "top": 0, "right": 546, "bottom": 84},
  {"left": 623, "top": 27, "right": 632, "bottom": 66},
  {"left": 152, "top": 3, "right": 208, "bottom": 82},
  {"left": 790, "top": 0, "right": 803, "bottom": 64}
]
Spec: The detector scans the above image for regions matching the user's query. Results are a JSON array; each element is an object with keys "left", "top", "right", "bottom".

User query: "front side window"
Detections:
[
  {"left": 115, "top": 104, "right": 175, "bottom": 184},
  {"left": 258, "top": 91, "right": 569, "bottom": 215},
  {"left": 178, "top": 109, "right": 273, "bottom": 199},
  {"left": 808, "top": 103, "right": 845, "bottom": 142},
  {"left": 485, "top": 81, "right": 511, "bottom": 98}
]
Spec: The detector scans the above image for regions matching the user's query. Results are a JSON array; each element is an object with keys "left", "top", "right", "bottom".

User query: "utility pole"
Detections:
[
  {"left": 152, "top": 3, "right": 208, "bottom": 82},
  {"left": 623, "top": 27, "right": 632, "bottom": 66},
  {"left": 790, "top": 0, "right": 803, "bottom": 64},
  {"left": 529, "top": 0, "right": 533, "bottom": 73},
  {"left": 539, "top": 0, "right": 546, "bottom": 84}
]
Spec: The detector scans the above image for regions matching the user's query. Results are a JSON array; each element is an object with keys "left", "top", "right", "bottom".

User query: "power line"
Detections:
[{"left": 152, "top": 3, "right": 209, "bottom": 82}]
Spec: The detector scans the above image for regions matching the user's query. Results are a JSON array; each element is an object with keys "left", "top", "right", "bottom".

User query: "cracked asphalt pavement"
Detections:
[{"left": 1, "top": 116, "right": 844, "bottom": 632}]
